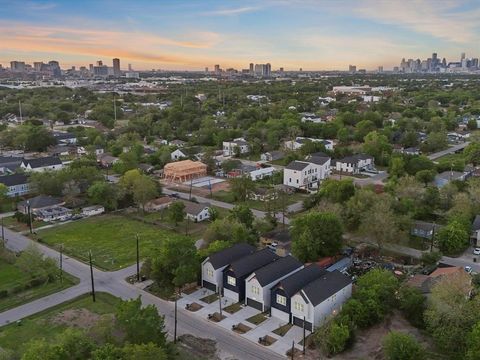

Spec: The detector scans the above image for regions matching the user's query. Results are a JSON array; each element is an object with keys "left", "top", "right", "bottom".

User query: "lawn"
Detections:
[
  {"left": 2, "top": 216, "right": 48, "bottom": 233},
  {"left": 0, "top": 259, "right": 77, "bottom": 312},
  {"left": 272, "top": 323, "right": 293, "bottom": 336},
  {"left": 212, "top": 190, "right": 306, "bottom": 211},
  {"left": 0, "top": 292, "right": 120, "bottom": 354},
  {"left": 246, "top": 312, "right": 268, "bottom": 325},
  {"left": 36, "top": 215, "right": 189, "bottom": 271}
]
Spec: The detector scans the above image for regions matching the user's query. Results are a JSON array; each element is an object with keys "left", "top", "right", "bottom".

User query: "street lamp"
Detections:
[{"left": 89, "top": 251, "right": 96, "bottom": 302}]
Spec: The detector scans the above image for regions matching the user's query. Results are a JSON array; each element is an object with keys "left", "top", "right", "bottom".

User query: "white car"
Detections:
[
  {"left": 465, "top": 266, "right": 473, "bottom": 274},
  {"left": 473, "top": 248, "right": 480, "bottom": 255}
]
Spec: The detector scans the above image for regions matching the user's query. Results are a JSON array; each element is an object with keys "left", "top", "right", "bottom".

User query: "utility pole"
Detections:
[
  {"left": 218, "top": 285, "right": 223, "bottom": 317},
  {"left": 291, "top": 340, "right": 295, "bottom": 360},
  {"left": 430, "top": 223, "right": 436, "bottom": 252},
  {"left": 189, "top": 177, "right": 193, "bottom": 200},
  {"left": 27, "top": 200, "right": 33, "bottom": 234},
  {"left": 136, "top": 234, "right": 140, "bottom": 282},
  {"left": 303, "top": 316, "right": 306, "bottom": 355},
  {"left": 59, "top": 244, "right": 63, "bottom": 283},
  {"left": 89, "top": 251, "right": 96, "bottom": 302},
  {"left": 174, "top": 291, "right": 178, "bottom": 343}
]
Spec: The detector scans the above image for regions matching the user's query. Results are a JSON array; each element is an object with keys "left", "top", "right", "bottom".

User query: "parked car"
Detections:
[
  {"left": 465, "top": 266, "right": 473, "bottom": 274},
  {"left": 473, "top": 248, "right": 480, "bottom": 255}
]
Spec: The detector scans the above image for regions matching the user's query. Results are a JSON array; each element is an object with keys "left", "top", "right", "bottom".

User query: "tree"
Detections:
[
  {"left": 87, "top": 182, "right": 121, "bottom": 210},
  {"left": 363, "top": 131, "right": 392, "bottom": 165},
  {"left": 21, "top": 339, "right": 64, "bottom": 360},
  {"left": 168, "top": 201, "right": 186, "bottom": 226},
  {"left": 203, "top": 218, "right": 252, "bottom": 245},
  {"left": 291, "top": 212, "right": 343, "bottom": 262},
  {"left": 318, "top": 179, "right": 355, "bottom": 203},
  {"left": 467, "top": 119, "right": 478, "bottom": 131},
  {"left": 345, "top": 188, "right": 377, "bottom": 230},
  {"left": 229, "top": 204, "right": 254, "bottom": 229},
  {"left": 208, "top": 207, "right": 219, "bottom": 221},
  {"left": 398, "top": 285, "right": 426, "bottom": 328},
  {"left": 122, "top": 343, "right": 168, "bottom": 360},
  {"left": 16, "top": 245, "right": 58, "bottom": 282},
  {"left": 314, "top": 321, "right": 351, "bottom": 356},
  {"left": 415, "top": 169, "right": 436, "bottom": 184},
  {"left": 437, "top": 220, "right": 470, "bottom": 255},
  {"left": 405, "top": 156, "right": 435, "bottom": 175},
  {"left": 30, "top": 171, "right": 65, "bottom": 196},
  {"left": 464, "top": 142, "right": 480, "bottom": 166},
  {"left": 57, "top": 328, "right": 95, "bottom": 360},
  {"left": 359, "top": 194, "right": 402, "bottom": 249},
  {"left": 389, "top": 156, "right": 405, "bottom": 178},
  {"left": 383, "top": 332, "right": 425, "bottom": 360},
  {"left": 91, "top": 344, "right": 124, "bottom": 360},
  {"left": 466, "top": 322, "right": 480, "bottom": 360},
  {"left": 354, "top": 120, "right": 376, "bottom": 142},
  {"left": 229, "top": 175, "right": 255, "bottom": 202},
  {"left": 424, "top": 270, "right": 478, "bottom": 358},
  {"left": 132, "top": 175, "right": 158, "bottom": 212},
  {"left": 151, "top": 236, "right": 198, "bottom": 289},
  {"left": 115, "top": 297, "right": 168, "bottom": 347}
]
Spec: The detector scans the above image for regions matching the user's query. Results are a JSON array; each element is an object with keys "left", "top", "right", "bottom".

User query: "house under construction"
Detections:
[{"left": 163, "top": 160, "right": 208, "bottom": 183}]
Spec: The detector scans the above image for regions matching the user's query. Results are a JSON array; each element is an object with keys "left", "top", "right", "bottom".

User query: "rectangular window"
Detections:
[
  {"left": 227, "top": 276, "right": 236, "bottom": 286},
  {"left": 276, "top": 294, "right": 287, "bottom": 306},
  {"left": 252, "top": 285, "right": 260, "bottom": 295},
  {"left": 294, "top": 301, "right": 304, "bottom": 312},
  {"left": 206, "top": 269, "right": 213, "bottom": 277}
]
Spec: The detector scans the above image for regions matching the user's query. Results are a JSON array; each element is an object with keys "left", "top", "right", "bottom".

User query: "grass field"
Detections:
[
  {"left": 0, "top": 292, "right": 120, "bottom": 354},
  {"left": 0, "top": 259, "right": 77, "bottom": 312},
  {"left": 212, "top": 190, "right": 306, "bottom": 211},
  {"left": 36, "top": 215, "right": 189, "bottom": 271}
]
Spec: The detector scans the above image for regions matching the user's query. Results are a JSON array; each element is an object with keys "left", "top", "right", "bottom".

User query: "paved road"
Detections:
[
  {"left": 428, "top": 142, "right": 470, "bottom": 160},
  {"left": 0, "top": 226, "right": 284, "bottom": 360},
  {"left": 163, "top": 188, "right": 292, "bottom": 225}
]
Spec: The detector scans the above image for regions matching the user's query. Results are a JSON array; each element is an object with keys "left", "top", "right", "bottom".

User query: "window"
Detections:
[
  {"left": 252, "top": 285, "right": 260, "bottom": 295},
  {"left": 206, "top": 268, "right": 213, "bottom": 277},
  {"left": 294, "top": 301, "right": 304, "bottom": 312},
  {"left": 227, "top": 276, "right": 236, "bottom": 286},
  {"left": 276, "top": 294, "right": 287, "bottom": 306}
]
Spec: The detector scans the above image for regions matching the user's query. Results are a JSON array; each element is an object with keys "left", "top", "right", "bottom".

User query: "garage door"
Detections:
[
  {"left": 246, "top": 298, "right": 263, "bottom": 311},
  {"left": 271, "top": 307, "right": 290, "bottom": 322},
  {"left": 223, "top": 288, "right": 239, "bottom": 302},
  {"left": 292, "top": 316, "right": 312, "bottom": 331},
  {"left": 202, "top": 280, "right": 216, "bottom": 292}
]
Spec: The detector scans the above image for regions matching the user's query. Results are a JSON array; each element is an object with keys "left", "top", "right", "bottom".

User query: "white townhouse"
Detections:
[
  {"left": 332, "top": 154, "right": 374, "bottom": 174},
  {"left": 290, "top": 270, "right": 352, "bottom": 331},
  {"left": 284, "top": 137, "right": 334, "bottom": 151},
  {"left": 20, "top": 157, "right": 63, "bottom": 173},
  {"left": 283, "top": 155, "right": 331, "bottom": 190},
  {"left": 249, "top": 167, "right": 275, "bottom": 181},
  {"left": 245, "top": 256, "right": 303, "bottom": 312},
  {"left": 201, "top": 243, "right": 255, "bottom": 293},
  {"left": 0, "top": 173, "right": 30, "bottom": 197},
  {"left": 171, "top": 149, "right": 187, "bottom": 161},
  {"left": 222, "top": 138, "right": 249, "bottom": 157}
]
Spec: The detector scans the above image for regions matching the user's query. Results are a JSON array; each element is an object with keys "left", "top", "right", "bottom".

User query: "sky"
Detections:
[{"left": 1, "top": 0, "right": 480, "bottom": 71}]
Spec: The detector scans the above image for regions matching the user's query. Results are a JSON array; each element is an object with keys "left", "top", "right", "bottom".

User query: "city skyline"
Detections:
[{"left": 1, "top": 0, "right": 480, "bottom": 71}]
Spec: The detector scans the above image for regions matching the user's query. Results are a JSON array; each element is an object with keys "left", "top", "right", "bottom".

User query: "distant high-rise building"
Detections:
[
  {"left": 472, "top": 58, "right": 479, "bottom": 69},
  {"left": 33, "top": 62, "right": 44, "bottom": 72},
  {"left": 442, "top": 58, "right": 447, "bottom": 67},
  {"left": 128, "top": 63, "right": 132, "bottom": 71},
  {"left": 253, "top": 63, "right": 271, "bottom": 77},
  {"left": 461, "top": 52, "right": 466, "bottom": 61},
  {"left": 348, "top": 65, "right": 356, "bottom": 73},
  {"left": 112, "top": 58, "right": 121, "bottom": 76},
  {"left": 205, "top": 67, "right": 209, "bottom": 73},
  {"left": 378, "top": 66, "right": 383, "bottom": 73},
  {"left": 265, "top": 63, "right": 271, "bottom": 77},
  {"left": 48, "top": 60, "right": 61, "bottom": 77},
  {"left": 93, "top": 65, "right": 109, "bottom": 76},
  {"left": 249, "top": 63, "right": 254, "bottom": 74},
  {"left": 279, "top": 67, "right": 284, "bottom": 73},
  {"left": 96, "top": 60, "right": 103, "bottom": 66},
  {"left": 214, "top": 64, "right": 220, "bottom": 74},
  {"left": 10, "top": 61, "right": 25, "bottom": 72},
  {"left": 299, "top": 68, "right": 303, "bottom": 72},
  {"left": 89, "top": 64, "right": 94, "bottom": 73}
]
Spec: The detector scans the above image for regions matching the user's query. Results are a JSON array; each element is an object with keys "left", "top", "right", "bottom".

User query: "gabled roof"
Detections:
[
  {"left": 179, "top": 200, "right": 210, "bottom": 216},
  {"left": 285, "top": 161, "right": 309, "bottom": 171},
  {"left": 253, "top": 255, "right": 302, "bottom": 287},
  {"left": 262, "top": 229, "right": 291, "bottom": 244},
  {"left": 226, "top": 248, "right": 279, "bottom": 278},
  {"left": 0, "top": 173, "right": 28, "bottom": 187},
  {"left": 473, "top": 215, "right": 480, "bottom": 232},
  {"left": 301, "top": 270, "right": 352, "bottom": 306},
  {"left": 309, "top": 156, "right": 330, "bottom": 166},
  {"left": 18, "top": 195, "right": 63, "bottom": 209},
  {"left": 207, "top": 243, "right": 255, "bottom": 270},
  {"left": 336, "top": 154, "right": 373, "bottom": 165},
  {"left": 22, "top": 157, "right": 62, "bottom": 168},
  {"left": 0, "top": 156, "right": 22, "bottom": 167},
  {"left": 273, "top": 264, "right": 326, "bottom": 297}
]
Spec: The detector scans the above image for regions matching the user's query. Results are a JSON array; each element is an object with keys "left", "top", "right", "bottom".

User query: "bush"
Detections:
[
  {"left": 420, "top": 251, "right": 442, "bottom": 266},
  {"left": 398, "top": 286, "right": 426, "bottom": 328},
  {"left": 383, "top": 331, "right": 425, "bottom": 360},
  {"left": 314, "top": 320, "right": 352, "bottom": 356},
  {"left": 0, "top": 290, "right": 8, "bottom": 299}
]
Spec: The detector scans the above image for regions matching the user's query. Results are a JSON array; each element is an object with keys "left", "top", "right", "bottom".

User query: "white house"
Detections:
[
  {"left": 171, "top": 149, "right": 187, "bottom": 161},
  {"left": 222, "top": 138, "right": 249, "bottom": 157},
  {"left": 20, "top": 157, "right": 63, "bottom": 172},
  {"left": 81, "top": 205, "right": 105, "bottom": 217},
  {"left": 249, "top": 167, "right": 275, "bottom": 181},
  {"left": 289, "top": 270, "right": 352, "bottom": 331},
  {"left": 35, "top": 206, "right": 72, "bottom": 222},
  {"left": 0, "top": 174, "right": 30, "bottom": 197},
  {"left": 284, "top": 137, "right": 334, "bottom": 151},
  {"left": 201, "top": 243, "right": 255, "bottom": 292},
  {"left": 245, "top": 256, "right": 303, "bottom": 311},
  {"left": 181, "top": 200, "right": 211, "bottom": 222},
  {"left": 332, "top": 154, "right": 374, "bottom": 174},
  {"left": 300, "top": 113, "right": 324, "bottom": 124},
  {"left": 283, "top": 155, "right": 331, "bottom": 190}
]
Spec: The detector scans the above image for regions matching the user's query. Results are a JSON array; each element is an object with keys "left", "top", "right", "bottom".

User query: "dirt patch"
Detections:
[
  {"left": 178, "top": 334, "right": 218, "bottom": 360},
  {"left": 185, "top": 302, "right": 203, "bottom": 312},
  {"left": 207, "top": 312, "right": 226, "bottom": 322},
  {"left": 50, "top": 308, "right": 102, "bottom": 329},
  {"left": 259, "top": 335, "right": 277, "bottom": 346},
  {"left": 232, "top": 323, "right": 252, "bottom": 334}
]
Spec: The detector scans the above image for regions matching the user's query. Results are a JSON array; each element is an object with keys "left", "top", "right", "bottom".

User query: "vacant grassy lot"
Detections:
[
  {"left": 0, "top": 259, "right": 77, "bottom": 312},
  {"left": 36, "top": 215, "right": 189, "bottom": 270},
  {"left": 213, "top": 190, "right": 306, "bottom": 211},
  {"left": 0, "top": 292, "right": 120, "bottom": 354}
]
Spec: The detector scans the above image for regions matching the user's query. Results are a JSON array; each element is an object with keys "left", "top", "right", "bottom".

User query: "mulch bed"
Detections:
[
  {"left": 185, "top": 302, "right": 203, "bottom": 312},
  {"left": 207, "top": 312, "right": 226, "bottom": 322},
  {"left": 232, "top": 323, "right": 252, "bottom": 334}
]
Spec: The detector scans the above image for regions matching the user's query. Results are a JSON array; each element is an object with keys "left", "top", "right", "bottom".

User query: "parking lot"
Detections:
[{"left": 179, "top": 288, "right": 308, "bottom": 357}]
